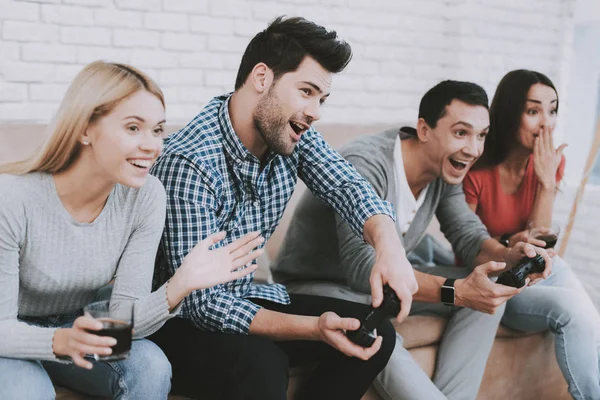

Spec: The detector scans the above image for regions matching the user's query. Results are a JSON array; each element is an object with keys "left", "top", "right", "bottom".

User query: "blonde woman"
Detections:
[{"left": 0, "top": 61, "right": 263, "bottom": 399}]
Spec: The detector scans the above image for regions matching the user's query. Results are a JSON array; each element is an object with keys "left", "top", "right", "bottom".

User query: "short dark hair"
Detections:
[
  {"left": 419, "top": 80, "right": 489, "bottom": 129},
  {"left": 234, "top": 16, "right": 352, "bottom": 90},
  {"left": 474, "top": 69, "right": 557, "bottom": 169}
]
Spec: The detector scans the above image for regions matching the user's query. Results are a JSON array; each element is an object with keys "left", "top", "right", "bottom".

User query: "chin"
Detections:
[
  {"left": 442, "top": 170, "right": 467, "bottom": 185},
  {"left": 270, "top": 141, "right": 297, "bottom": 157},
  {"left": 119, "top": 175, "right": 148, "bottom": 189},
  {"left": 442, "top": 175, "right": 462, "bottom": 185}
]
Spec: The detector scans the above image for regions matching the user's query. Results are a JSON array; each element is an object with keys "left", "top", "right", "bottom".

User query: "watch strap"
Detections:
[{"left": 499, "top": 233, "right": 511, "bottom": 247}]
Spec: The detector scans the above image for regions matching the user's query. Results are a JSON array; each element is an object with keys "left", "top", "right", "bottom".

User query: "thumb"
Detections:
[
  {"left": 370, "top": 273, "right": 383, "bottom": 308},
  {"left": 200, "top": 231, "right": 227, "bottom": 251},
  {"left": 339, "top": 317, "right": 361, "bottom": 331},
  {"left": 556, "top": 143, "right": 567, "bottom": 156}
]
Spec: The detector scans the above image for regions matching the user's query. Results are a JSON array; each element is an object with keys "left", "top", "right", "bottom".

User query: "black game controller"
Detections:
[
  {"left": 496, "top": 254, "right": 546, "bottom": 288},
  {"left": 346, "top": 285, "right": 401, "bottom": 347}
]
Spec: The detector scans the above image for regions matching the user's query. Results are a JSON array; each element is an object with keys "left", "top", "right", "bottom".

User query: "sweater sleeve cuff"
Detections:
[
  {"left": 0, "top": 323, "right": 68, "bottom": 362},
  {"left": 132, "top": 282, "right": 180, "bottom": 339}
]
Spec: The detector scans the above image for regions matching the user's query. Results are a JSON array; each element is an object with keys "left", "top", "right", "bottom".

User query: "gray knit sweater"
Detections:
[{"left": 0, "top": 172, "right": 178, "bottom": 361}]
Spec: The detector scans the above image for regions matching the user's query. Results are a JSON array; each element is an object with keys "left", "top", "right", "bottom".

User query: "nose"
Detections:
[
  {"left": 463, "top": 136, "right": 481, "bottom": 158},
  {"left": 139, "top": 131, "right": 163, "bottom": 156},
  {"left": 303, "top": 99, "right": 321, "bottom": 123},
  {"left": 540, "top": 113, "right": 548, "bottom": 127}
]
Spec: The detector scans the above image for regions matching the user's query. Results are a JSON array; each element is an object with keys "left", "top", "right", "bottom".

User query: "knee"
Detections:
[
  {"left": 0, "top": 358, "right": 55, "bottom": 399},
  {"left": 143, "top": 344, "right": 172, "bottom": 384},
  {"left": 228, "top": 336, "right": 289, "bottom": 399},
  {"left": 557, "top": 300, "right": 593, "bottom": 332},
  {"left": 372, "top": 319, "right": 396, "bottom": 367},
  {"left": 125, "top": 340, "right": 172, "bottom": 394},
  {"left": 470, "top": 301, "right": 506, "bottom": 325},
  {"left": 235, "top": 336, "right": 289, "bottom": 382}
]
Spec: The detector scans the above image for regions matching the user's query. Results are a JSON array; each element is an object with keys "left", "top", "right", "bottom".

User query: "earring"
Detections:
[{"left": 82, "top": 140, "right": 89, "bottom": 145}]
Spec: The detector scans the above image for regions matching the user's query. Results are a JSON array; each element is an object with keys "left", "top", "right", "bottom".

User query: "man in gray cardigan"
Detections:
[{"left": 272, "top": 80, "right": 552, "bottom": 400}]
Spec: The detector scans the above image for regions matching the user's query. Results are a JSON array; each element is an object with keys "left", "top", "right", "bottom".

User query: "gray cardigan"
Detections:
[{"left": 271, "top": 129, "right": 490, "bottom": 294}]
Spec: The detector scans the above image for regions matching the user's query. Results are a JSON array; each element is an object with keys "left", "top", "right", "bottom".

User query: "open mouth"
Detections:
[
  {"left": 449, "top": 157, "right": 469, "bottom": 171},
  {"left": 289, "top": 121, "right": 308, "bottom": 140},
  {"left": 128, "top": 159, "right": 153, "bottom": 170}
]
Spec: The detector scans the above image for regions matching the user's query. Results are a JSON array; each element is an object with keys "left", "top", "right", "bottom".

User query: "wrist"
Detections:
[
  {"left": 312, "top": 316, "right": 324, "bottom": 341},
  {"left": 453, "top": 279, "right": 465, "bottom": 307},
  {"left": 364, "top": 214, "right": 399, "bottom": 249},
  {"left": 52, "top": 328, "right": 66, "bottom": 357},
  {"left": 538, "top": 180, "right": 556, "bottom": 191},
  {"left": 166, "top": 271, "right": 190, "bottom": 308},
  {"left": 502, "top": 246, "right": 512, "bottom": 263}
]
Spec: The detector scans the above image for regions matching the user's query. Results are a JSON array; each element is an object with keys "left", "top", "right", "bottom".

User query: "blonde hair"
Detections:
[{"left": 0, "top": 61, "right": 164, "bottom": 175}]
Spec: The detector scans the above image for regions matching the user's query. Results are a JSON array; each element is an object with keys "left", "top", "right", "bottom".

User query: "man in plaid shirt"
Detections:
[{"left": 149, "top": 16, "right": 418, "bottom": 400}]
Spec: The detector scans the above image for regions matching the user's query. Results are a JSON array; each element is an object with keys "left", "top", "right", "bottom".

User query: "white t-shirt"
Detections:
[{"left": 393, "top": 136, "right": 428, "bottom": 235}]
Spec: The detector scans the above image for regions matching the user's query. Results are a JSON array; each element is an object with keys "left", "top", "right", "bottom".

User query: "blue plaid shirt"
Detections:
[{"left": 151, "top": 94, "right": 395, "bottom": 334}]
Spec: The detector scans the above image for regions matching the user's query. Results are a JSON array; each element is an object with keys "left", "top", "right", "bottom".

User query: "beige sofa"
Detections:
[{"left": 1, "top": 124, "right": 570, "bottom": 400}]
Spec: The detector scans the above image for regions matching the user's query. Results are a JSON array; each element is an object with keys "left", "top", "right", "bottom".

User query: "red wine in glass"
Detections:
[
  {"left": 94, "top": 318, "right": 132, "bottom": 360},
  {"left": 534, "top": 233, "right": 558, "bottom": 249}
]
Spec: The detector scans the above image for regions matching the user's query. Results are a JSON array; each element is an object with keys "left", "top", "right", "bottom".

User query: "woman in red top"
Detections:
[{"left": 464, "top": 69, "right": 600, "bottom": 400}]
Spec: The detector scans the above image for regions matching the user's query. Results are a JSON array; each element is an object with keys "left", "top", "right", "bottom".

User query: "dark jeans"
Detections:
[{"left": 149, "top": 294, "right": 395, "bottom": 400}]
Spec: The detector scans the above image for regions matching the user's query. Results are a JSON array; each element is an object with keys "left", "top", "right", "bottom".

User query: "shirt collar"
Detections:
[{"left": 219, "top": 93, "right": 253, "bottom": 164}]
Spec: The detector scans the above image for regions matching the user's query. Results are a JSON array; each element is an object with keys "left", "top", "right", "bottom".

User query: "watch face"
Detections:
[{"left": 441, "top": 286, "right": 455, "bottom": 305}]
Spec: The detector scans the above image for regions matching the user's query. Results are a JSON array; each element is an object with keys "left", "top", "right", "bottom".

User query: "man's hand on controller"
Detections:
[
  {"left": 454, "top": 261, "right": 527, "bottom": 314},
  {"left": 506, "top": 242, "right": 552, "bottom": 285},
  {"left": 317, "top": 312, "right": 382, "bottom": 360},
  {"left": 370, "top": 247, "right": 418, "bottom": 324}
]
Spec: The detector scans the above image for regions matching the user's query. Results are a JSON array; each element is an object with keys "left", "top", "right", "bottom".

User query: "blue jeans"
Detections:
[
  {"left": 502, "top": 256, "right": 600, "bottom": 400},
  {"left": 0, "top": 339, "right": 171, "bottom": 399}
]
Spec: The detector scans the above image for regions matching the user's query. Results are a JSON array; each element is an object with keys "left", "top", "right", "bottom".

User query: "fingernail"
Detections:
[{"left": 109, "top": 338, "right": 117, "bottom": 346}]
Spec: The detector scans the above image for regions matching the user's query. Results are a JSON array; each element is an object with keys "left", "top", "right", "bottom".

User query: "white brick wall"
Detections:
[{"left": 0, "top": 0, "right": 577, "bottom": 126}]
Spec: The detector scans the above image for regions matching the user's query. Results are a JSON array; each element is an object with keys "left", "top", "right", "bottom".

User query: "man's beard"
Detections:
[{"left": 253, "top": 87, "right": 295, "bottom": 157}]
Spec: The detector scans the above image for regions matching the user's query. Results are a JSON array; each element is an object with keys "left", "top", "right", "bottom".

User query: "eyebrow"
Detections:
[
  {"left": 526, "top": 99, "right": 558, "bottom": 104},
  {"left": 124, "top": 116, "right": 166, "bottom": 125},
  {"left": 450, "top": 121, "right": 490, "bottom": 132},
  {"left": 451, "top": 121, "right": 473, "bottom": 129},
  {"left": 301, "top": 81, "right": 331, "bottom": 97}
]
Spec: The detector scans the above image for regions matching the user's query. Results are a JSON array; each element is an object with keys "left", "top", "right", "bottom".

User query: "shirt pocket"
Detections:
[{"left": 221, "top": 193, "right": 247, "bottom": 233}]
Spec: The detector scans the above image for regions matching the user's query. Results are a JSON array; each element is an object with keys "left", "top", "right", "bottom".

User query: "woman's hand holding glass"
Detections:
[
  {"left": 52, "top": 316, "right": 117, "bottom": 370},
  {"left": 507, "top": 230, "right": 546, "bottom": 248},
  {"left": 166, "top": 231, "right": 264, "bottom": 309}
]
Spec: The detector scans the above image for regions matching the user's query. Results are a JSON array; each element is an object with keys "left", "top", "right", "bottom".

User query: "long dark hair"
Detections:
[
  {"left": 234, "top": 16, "right": 352, "bottom": 90},
  {"left": 473, "top": 69, "right": 558, "bottom": 170}
]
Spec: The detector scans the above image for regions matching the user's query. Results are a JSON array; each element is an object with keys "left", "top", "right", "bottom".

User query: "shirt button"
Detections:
[{"left": 253, "top": 200, "right": 260, "bottom": 207}]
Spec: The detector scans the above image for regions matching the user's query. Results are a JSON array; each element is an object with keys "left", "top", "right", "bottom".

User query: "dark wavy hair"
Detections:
[
  {"left": 473, "top": 69, "right": 558, "bottom": 170},
  {"left": 234, "top": 16, "right": 352, "bottom": 90}
]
